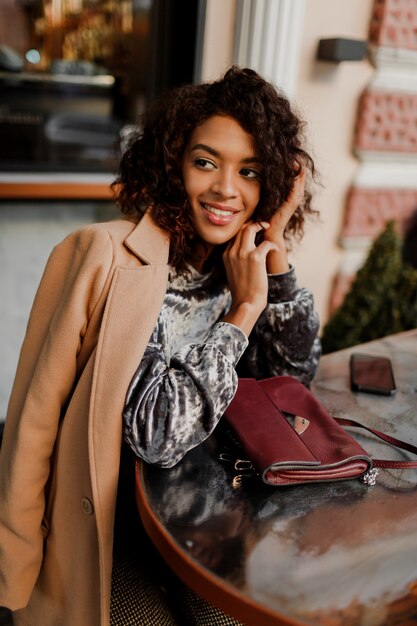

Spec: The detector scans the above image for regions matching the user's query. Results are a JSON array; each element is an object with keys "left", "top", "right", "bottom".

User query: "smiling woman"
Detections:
[
  {"left": 0, "top": 66, "right": 321, "bottom": 626},
  {"left": 115, "top": 66, "right": 317, "bottom": 269}
]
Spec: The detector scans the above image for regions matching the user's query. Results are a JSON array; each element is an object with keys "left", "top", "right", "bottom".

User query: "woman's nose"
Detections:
[{"left": 211, "top": 169, "right": 238, "bottom": 199}]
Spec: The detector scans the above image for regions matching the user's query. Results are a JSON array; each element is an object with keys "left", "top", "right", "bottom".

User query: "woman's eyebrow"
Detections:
[
  {"left": 190, "top": 143, "right": 260, "bottom": 164},
  {"left": 190, "top": 143, "right": 219, "bottom": 157},
  {"left": 241, "top": 156, "right": 261, "bottom": 164}
]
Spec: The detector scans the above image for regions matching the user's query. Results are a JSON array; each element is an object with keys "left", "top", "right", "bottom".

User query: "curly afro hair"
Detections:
[{"left": 113, "top": 66, "right": 317, "bottom": 270}]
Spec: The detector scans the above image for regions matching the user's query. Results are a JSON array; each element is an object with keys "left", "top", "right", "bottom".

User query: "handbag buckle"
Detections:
[
  {"left": 218, "top": 452, "right": 235, "bottom": 463},
  {"left": 234, "top": 459, "right": 254, "bottom": 471},
  {"left": 218, "top": 452, "right": 254, "bottom": 471},
  {"left": 361, "top": 468, "right": 379, "bottom": 486}
]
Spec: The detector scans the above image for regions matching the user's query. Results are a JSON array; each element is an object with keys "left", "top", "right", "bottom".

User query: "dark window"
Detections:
[{"left": 0, "top": 0, "right": 200, "bottom": 172}]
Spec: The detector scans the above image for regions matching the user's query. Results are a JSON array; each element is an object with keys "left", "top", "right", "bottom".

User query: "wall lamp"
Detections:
[{"left": 317, "top": 38, "right": 367, "bottom": 62}]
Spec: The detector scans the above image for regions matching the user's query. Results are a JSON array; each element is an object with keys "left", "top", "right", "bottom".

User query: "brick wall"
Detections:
[{"left": 330, "top": 0, "right": 417, "bottom": 314}]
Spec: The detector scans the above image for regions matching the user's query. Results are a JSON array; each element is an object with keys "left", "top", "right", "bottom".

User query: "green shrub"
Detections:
[{"left": 321, "top": 221, "right": 417, "bottom": 353}]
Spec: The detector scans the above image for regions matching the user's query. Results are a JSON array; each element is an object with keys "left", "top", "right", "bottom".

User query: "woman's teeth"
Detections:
[{"left": 202, "top": 203, "right": 234, "bottom": 216}]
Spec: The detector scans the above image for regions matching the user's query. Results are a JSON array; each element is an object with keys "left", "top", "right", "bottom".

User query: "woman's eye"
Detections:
[
  {"left": 194, "top": 158, "right": 216, "bottom": 170},
  {"left": 240, "top": 168, "right": 259, "bottom": 179}
]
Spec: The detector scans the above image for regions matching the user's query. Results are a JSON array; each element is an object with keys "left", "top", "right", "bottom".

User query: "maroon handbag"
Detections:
[{"left": 223, "top": 376, "right": 417, "bottom": 487}]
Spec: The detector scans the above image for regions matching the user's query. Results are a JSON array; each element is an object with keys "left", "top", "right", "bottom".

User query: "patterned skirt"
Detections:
[{"left": 110, "top": 540, "right": 245, "bottom": 626}]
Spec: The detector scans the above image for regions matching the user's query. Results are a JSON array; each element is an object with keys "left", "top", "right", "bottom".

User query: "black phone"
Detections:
[
  {"left": 350, "top": 353, "right": 396, "bottom": 396},
  {"left": 254, "top": 229, "right": 265, "bottom": 247}
]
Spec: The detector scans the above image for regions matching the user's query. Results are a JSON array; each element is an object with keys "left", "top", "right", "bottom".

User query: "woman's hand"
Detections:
[
  {"left": 262, "top": 169, "right": 306, "bottom": 274},
  {"left": 222, "top": 221, "right": 278, "bottom": 337}
]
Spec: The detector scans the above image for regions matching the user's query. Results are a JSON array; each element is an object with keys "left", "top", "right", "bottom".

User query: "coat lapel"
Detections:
[{"left": 124, "top": 210, "right": 170, "bottom": 265}]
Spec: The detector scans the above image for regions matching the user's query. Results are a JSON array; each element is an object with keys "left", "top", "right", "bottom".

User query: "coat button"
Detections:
[{"left": 81, "top": 497, "right": 94, "bottom": 516}]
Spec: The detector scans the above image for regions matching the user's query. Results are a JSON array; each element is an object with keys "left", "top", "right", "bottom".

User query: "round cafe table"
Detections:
[{"left": 136, "top": 331, "right": 417, "bottom": 626}]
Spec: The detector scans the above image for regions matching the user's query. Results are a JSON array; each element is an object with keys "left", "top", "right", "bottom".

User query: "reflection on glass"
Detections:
[{"left": 0, "top": 0, "right": 153, "bottom": 171}]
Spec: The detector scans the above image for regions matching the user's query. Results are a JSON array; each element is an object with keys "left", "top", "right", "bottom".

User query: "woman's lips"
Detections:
[{"left": 201, "top": 202, "right": 239, "bottom": 226}]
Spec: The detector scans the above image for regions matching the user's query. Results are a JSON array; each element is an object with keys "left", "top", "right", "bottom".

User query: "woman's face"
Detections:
[{"left": 182, "top": 115, "right": 261, "bottom": 252}]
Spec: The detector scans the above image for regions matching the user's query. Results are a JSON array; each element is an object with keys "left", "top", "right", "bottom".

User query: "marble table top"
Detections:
[{"left": 139, "top": 330, "right": 417, "bottom": 626}]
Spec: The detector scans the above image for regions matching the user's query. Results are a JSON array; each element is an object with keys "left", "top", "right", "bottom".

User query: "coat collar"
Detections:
[{"left": 124, "top": 210, "right": 170, "bottom": 265}]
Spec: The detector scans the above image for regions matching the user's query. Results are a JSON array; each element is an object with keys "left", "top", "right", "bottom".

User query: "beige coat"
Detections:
[{"left": 0, "top": 213, "right": 170, "bottom": 626}]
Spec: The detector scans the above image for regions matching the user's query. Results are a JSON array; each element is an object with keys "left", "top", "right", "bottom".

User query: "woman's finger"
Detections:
[
  {"left": 238, "top": 221, "right": 270, "bottom": 252},
  {"left": 280, "top": 169, "right": 306, "bottom": 217},
  {"left": 249, "top": 239, "right": 279, "bottom": 261},
  {"left": 225, "top": 220, "right": 251, "bottom": 255},
  {"left": 225, "top": 220, "right": 269, "bottom": 257},
  {"left": 268, "top": 170, "right": 306, "bottom": 235},
  {"left": 287, "top": 168, "right": 306, "bottom": 208}
]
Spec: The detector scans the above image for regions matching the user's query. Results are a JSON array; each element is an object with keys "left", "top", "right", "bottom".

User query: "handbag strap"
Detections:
[{"left": 334, "top": 417, "right": 417, "bottom": 469}]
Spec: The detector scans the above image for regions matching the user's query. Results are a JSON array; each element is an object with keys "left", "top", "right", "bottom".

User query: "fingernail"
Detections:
[{"left": 260, "top": 221, "right": 270, "bottom": 229}]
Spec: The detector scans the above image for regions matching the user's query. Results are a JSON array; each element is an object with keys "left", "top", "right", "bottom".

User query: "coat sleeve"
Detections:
[{"left": 0, "top": 224, "right": 115, "bottom": 610}]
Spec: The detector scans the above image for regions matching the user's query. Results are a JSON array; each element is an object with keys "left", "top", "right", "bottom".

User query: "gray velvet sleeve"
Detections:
[
  {"left": 123, "top": 322, "right": 248, "bottom": 468},
  {"left": 239, "top": 267, "right": 321, "bottom": 384}
]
